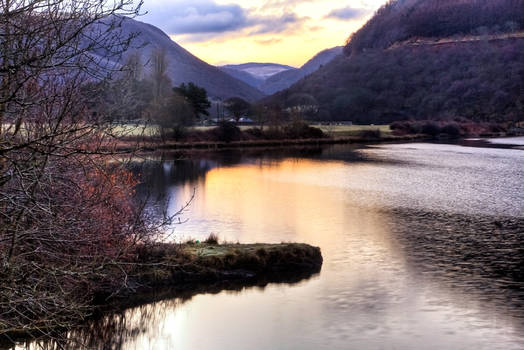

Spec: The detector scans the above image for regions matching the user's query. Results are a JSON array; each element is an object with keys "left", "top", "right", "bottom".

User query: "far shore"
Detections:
[
  {"left": 107, "top": 121, "right": 523, "bottom": 153},
  {"left": 115, "top": 134, "right": 430, "bottom": 152},
  {"left": 113, "top": 132, "right": 524, "bottom": 153}
]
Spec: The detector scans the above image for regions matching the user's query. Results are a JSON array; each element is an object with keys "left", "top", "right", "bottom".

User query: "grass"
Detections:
[
  {"left": 3, "top": 122, "right": 392, "bottom": 142},
  {"left": 111, "top": 124, "right": 261, "bottom": 137},
  {"left": 312, "top": 124, "right": 392, "bottom": 138},
  {"left": 132, "top": 241, "right": 323, "bottom": 287},
  {"left": 110, "top": 123, "right": 392, "bottom": 139}
]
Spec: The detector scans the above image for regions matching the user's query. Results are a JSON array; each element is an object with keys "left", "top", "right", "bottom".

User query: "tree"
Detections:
[
  {"left": 224, "top": 97, "right": 251, "bottom": 122},
  {"left": 174, "top": 82, "right": 211, "bottom": 118},
  {"left": 150, "top": 48, "right": 172, "bottom": 104},
  {"left": 252, "top": 104, "right": 268, "bottom": 130},
  {"left": 155, "top": 95, "right": 195, "bottom": 141},
  {"left": 0, "top": 0, "right": 174, "bottom": 335}
]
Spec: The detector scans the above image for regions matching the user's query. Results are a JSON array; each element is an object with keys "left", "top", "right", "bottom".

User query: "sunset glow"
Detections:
[{"left": 140, "top": 0, "right": 388, "bottom": 66}]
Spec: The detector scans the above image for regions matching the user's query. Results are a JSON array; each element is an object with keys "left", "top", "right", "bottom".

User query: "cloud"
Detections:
[
  {"left": 249, "top": 13, "right": 306, "bottom": 35},
  {"left": 260, "top": 0, "right": 315, "bottom": 11},
  {"left": 143, "top": 1, "right": 248, "bottom": 34},
  {"left": 142, "top": 0, "right": 307, "bottom": 38},
  {"left": 255, "top": 38, "right": 283, "bottom": 45},
  {"left": 326, "top": 7, "right": 369, "bottom": 20}
]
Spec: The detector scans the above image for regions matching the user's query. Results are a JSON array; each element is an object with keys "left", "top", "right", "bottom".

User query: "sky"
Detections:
[{"left": 140, "top": 0, "right": 388, "bottom": 67}]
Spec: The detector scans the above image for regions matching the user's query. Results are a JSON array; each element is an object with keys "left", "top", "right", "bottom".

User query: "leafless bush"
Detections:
[{"left": 0, "top": 0, "right": 182, "bottom": 336}]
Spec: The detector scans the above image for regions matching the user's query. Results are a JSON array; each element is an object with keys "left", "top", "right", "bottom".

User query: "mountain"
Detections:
[
  {"left": 345, "top": 0, "right": 524, "bottom": 55},
  {"left": 219, "top": 63, "right": 296, "bottom": 90},
  {"left": 218, "top": 67, "right": 266, "bottom": 90},
  {"left": 221, "top": 63, "right": 295, "bottom": 80},
  {"left": 260, "top": 46, "right": 343, "bottom": 95},
  {"left": 106, "top": 17, "right": 264, "bottom": 101},
  {"left": 268, "top": 0, "right": 524, "bottom": 124}
]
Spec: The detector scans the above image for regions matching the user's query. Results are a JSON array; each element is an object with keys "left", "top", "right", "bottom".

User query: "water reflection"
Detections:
[
  {"left": 10, "top": 141, "right": 524, "bottom": 349},
  {"left": 4, "top": 273, "right": 320, "bottom": 350},
  {"left": 388, "top": 208, "right": 523, "bottom": 321}
]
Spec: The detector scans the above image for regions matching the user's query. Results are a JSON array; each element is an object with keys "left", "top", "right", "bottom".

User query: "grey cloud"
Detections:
[
  {"left": 326, "top": 7, "right": 369, "bottom": 20},
  {"left": 142, "top": 1, "right": 248, "bottom": 34},
  {"left": 250, "top": 13, "right": 305, "bottom": 35},
  {"left": 142, "top": 0, "right": 306, "bottom": 37}
]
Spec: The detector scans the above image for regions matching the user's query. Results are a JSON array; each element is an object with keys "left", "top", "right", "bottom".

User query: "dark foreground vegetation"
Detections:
[
  {"left": 1, "top": 241, "right": 322, "bottom": 341},
  {"left": 0, "top": 247, "right": 321, "bottom": 349}
]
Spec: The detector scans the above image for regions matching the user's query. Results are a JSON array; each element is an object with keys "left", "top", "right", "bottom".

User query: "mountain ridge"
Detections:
[
  {"left": 218, "top": 63, "right": 297, "bottom": 91},
  {"left": 113, "top": 17, "right": 265, "bottom": 101},
  {"left": 259, "top": 46, "right": 343, "bottom": 95}
]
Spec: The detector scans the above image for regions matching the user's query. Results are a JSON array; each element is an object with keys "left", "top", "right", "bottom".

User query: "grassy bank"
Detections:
[
  {"left": 312, "top": 124, "right": 392, "bottom": 138},
  {"left": 115, "top": 133, "right": 427, "bottom": 153},
  {"left": 126, "top": 242, "right": 323, "bottom": 291},
  {"left": 114, "top": 122, "right": 517, "bottom": 153},
  {"left": 111, "top": 123, "right": 391, "bottom": 138},
  {"left": 1, "top": 242, "right": 322, "bottom": 342}
]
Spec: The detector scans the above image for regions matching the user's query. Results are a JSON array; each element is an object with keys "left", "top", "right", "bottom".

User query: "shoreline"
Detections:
[
  {"left": 115, "top": 134, "right": 429, "bottom": 153},
  {"left": 114, "top": 131, "right": 522, "bottom": 153},
  {"left": 125, "top": 242, "right": 323, "bottom": 292},
  {"left": 0, "top": 242, "right": 322, "bottom": 343}
]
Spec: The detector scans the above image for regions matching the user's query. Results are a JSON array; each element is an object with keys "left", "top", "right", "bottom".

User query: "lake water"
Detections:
[{"left": 13, "top": 139, "right": 524, "bottom": 349}]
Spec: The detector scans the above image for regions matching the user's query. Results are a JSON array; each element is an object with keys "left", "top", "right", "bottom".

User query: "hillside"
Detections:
[
  {"left": 268, "top": 0, "right": 524, "bottom": 123},
  {"left": 260, "top": 46, "right": 343, "bottom": 95},
  {"left": 110, "top": 17, "right": 264, "bottom": 101},
  {"left": 345, "top": 0, "right": 524, "bottom": 54}
]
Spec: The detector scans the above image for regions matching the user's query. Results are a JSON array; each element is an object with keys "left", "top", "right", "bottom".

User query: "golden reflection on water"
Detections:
[
  {"left": 180, "top": 159, "right": 397, "bottom": 252},
  {"left": 13, "top": 146, "right": 524, "bottom": 350},
  {"left": 139, "top": 154, "right": 522, "bottom": 350},
  {"left": 120, "top": 159, "right": 418, "bottom": 349}
]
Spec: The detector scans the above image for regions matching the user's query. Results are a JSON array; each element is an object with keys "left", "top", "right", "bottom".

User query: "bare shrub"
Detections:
[
  {"left": 0, "top": 0, "right": 184, "bottom": 335},
  {"left": 204, "top": 234, "right": 220, "bottom": 245}
]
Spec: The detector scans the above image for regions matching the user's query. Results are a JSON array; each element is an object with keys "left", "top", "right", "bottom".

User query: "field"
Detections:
[
  {"left": 111, "top": 123, "right": 392, "bottom": 138},
  {"left": 2, "top": 122, "right": 392, "bottom": 139},
  {"left": 312, "top": 124, "right": 392, "bottom": 138}
]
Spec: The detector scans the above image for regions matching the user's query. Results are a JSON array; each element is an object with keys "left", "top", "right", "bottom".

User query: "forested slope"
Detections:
[{"left": 268, "top": 0, "right": 524, "bottom": 124}]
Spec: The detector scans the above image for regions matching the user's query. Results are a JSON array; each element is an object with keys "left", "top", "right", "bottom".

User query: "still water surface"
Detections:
[{"left": 18, "top": 139, "right": 524, "bottom": 349}]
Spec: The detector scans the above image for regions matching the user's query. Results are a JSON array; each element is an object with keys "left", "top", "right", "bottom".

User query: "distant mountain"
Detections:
[
  {"left": 268, "top": 0, "right": 524, "bottom": 124},
  {"left": 218, "top": 67, "right": 265, "bottom": 90},
  {"left": 221, "top": 63, "right": 296, "bottom": 80},
  {"left": 217, "top": 49, "right": 342, "bottom": 95},
  {"left": 103, "top": 17, "right": 264, "bottom": 101},
  {"left": 260, "top": 46, "right": 343, "bottom": 95},
  {"left": 218, "top": 63, "right": 296, "bottom": 90}
]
